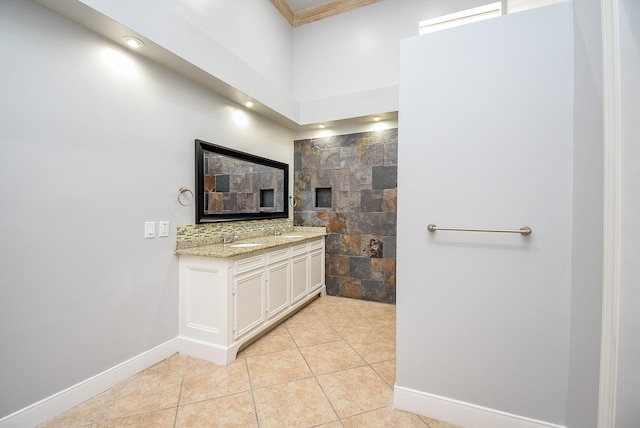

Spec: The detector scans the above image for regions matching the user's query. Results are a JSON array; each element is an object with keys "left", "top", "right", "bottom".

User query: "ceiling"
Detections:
[
  {"left": 285, "top": 0, "right": 333, "bottom": 12},
  {"left": 271, "top": 0, "right": 382, "bottom": 27}
]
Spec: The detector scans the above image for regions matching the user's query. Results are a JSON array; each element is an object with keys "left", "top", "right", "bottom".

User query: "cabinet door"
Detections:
[
  {"left": 291, "top": 255, "right": 308, "bottom": 304},
  {"left": 266, "top": 261, "right": 290, "bottom": 319},
  {"left": 309, "top": 249, "right": 324, "bottom": 292},
  {"left": 233, "top": 270, "right": 265, "bottom": 339}
]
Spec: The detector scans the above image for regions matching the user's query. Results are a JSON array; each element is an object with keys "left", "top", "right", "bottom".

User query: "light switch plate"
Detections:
[
  {"left": 159, "top": 221, "right": 170, "bottom": 237},
  {"left": 145, "top": 221, "right": 156, "bottom": 239}
]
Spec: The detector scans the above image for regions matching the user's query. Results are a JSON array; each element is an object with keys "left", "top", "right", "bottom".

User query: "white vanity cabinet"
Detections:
[{"left": 178, "top": 237, "right": 325, "bottom": 365}]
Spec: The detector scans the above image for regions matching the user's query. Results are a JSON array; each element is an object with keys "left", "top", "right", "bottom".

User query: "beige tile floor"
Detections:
[{"left": 41, "top": 295, "right": 459, "bottom": 428}]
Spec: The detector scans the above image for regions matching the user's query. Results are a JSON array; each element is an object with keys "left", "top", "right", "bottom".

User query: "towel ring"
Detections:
[
  {"left": 289, "top": 195, "right": 297, "bottom": 208},
  {"left": 178, "top": 187, "right": 194, "bottom": 206}
]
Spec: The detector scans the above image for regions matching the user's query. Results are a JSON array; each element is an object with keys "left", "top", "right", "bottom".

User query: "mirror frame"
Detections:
[{"left": 195, "top": 139, "right": 289, "bottom": 223}]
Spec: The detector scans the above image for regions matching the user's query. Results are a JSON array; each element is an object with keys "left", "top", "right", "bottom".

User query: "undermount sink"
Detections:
[
  {"left": 228, "top": 242, "right": 263, "bottom": 248},
  {"left": 280, "top": 235, "right": 303, "bottom": 238}
]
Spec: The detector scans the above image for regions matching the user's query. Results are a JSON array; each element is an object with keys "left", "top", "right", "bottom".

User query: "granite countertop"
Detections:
[{"left": 175, "top": 227, "right": 327, "bottom": 258}]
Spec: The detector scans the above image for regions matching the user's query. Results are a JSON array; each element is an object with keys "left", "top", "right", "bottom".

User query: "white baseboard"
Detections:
[
  {"left": 0, "top": 338, "right": 179, "bottom": 428},
  {"left": 177, "top": 336, "right": 239, "bottom": 366},
  {"left": 394, "top": 385, "right": 566, "bottom": 428}
]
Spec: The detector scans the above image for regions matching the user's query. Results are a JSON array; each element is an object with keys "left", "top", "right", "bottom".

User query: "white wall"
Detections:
[
  {"left": 616, "top": 0, "right": 640, "bottom": 425},
  {"left": 54, "top": 0, "right": 580, "bottom": 127},
  {"left": 75, "top": 0, "right": 299, "bottom": 122},
  {"left": 292, "top": 0, "right": 490, "bottom": 123},
  {"left": 388, "top": 0, "right": 604, "bottom": 426},
  {"left": 0, "top": 0, "right": 293, "bottom": 419},
  {"left": 565, "top": 0, "right": 604, "bottom": 425},
  {"left": 171, "top": 0, "right": 293, "bottom": 93},
  {"left": 396, "top": 3, "right": 575, "bottom": 426}
]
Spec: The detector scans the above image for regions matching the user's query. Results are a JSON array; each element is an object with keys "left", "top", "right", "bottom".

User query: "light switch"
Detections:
[
  {"left": 159, "top": 221, "right": 170, "bottom": 237},
  {"left": 145, "top": 221, "right": 156, "bottom": 239}
]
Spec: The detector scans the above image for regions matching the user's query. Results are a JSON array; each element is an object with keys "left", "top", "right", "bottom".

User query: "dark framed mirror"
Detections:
[{"left": 195, "top": 139, "right": 289, "bottom": 223}]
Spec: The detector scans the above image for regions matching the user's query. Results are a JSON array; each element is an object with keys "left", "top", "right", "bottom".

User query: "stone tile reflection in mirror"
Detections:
[{"left": 203, "top": 152, "right": 283, "bottom": 215}]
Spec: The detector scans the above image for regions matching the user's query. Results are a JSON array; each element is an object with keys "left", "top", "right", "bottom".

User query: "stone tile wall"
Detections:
[{"left": 294, "top": 129, "right": 397, "bottom": 303}]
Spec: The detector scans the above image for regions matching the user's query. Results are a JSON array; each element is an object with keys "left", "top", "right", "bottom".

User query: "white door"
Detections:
[{"left": 396, "top": 3, "right": 573, "bottom": 426}]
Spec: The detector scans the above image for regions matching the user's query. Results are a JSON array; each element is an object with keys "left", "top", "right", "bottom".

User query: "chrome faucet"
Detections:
[{"left": 223, "top": 235, "right": 238, "bottom": 244}]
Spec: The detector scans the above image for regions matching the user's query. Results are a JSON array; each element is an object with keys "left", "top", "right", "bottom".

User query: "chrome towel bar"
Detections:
[{"left": 427, "top": 224, "right": 532, "bottom": 236}]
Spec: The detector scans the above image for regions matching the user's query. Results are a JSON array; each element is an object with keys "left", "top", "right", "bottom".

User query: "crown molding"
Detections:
[
  {"left": 269, "top": 0, "right": 294, "bottom": 25},
  {"left": 271, "top": 0, "right": 382, "bottom": 27}
]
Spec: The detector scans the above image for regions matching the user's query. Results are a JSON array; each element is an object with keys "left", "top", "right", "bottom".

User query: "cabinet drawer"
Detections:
[
  {"left": 267, "top": 247, "right": 290, "bottom": 264},
  {"left": 234, "top": 253, "right": 266, "bottom": 275},
  {"left": 291, "top": 242, "right": 309, "bottom": 256}
]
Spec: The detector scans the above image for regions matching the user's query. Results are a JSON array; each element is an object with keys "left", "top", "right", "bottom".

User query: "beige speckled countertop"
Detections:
[{"left": 175, "top": 227, "right": 327, "bottom": 258}]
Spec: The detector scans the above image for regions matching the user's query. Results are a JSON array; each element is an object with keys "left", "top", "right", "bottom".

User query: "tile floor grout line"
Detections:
[
  {"left": 285, "top": 321, "right": 319, "bottom": 374},
  {"left": 312, "top": 370, "right": 344, "bottom": 426},
  {"left": 247, "top": 327, "right": 341, "bottom": 428},
  {"left": 172, "top": 356, "right": 188, "bottom": 428},
  {"left": 245, "top": 351, "right": 263, "bottom": 428},
  {"left": 248, "top": 374, "right": 317, "bottom": 392},
  {"left": 342, "top": 331, "right": 372, "bottom": 368},
  {"left": 174, "top": 389, "right": 252, "bottom": 407},
  {"left": 339, "top": 404, "right": 396, "bottom": 423},
  {"left": 286, "top": 307, "right": 357, "bottom": 428},
  {"left": 319, "top": 302, "right": 397, "bottom": 426}
]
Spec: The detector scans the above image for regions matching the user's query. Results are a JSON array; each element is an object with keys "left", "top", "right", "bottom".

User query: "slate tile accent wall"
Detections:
[{"left": 294, "top": 129, "right": 397, "bottom": 303}]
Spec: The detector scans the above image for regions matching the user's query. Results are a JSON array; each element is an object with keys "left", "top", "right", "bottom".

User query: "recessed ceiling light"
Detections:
[
  {"left": 244, "top": 100, "right": 254, "bottom": 108},
  {"left": 123, "top": 36, "right": 144, "bottom": 49},
  {"left": 318, "top": 123, "right": 325, "bottom": 129},
  {"left": 373, "top": 116, "right": 381, "bottom": 121}
]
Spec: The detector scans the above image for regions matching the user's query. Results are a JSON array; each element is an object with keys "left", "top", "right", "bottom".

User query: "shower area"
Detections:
[{"left": 293, "top": 129, "right": 398, "bottom": 303}]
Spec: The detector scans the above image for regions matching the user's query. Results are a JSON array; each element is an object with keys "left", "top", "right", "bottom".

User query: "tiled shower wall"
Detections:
[{"left": 294, "top": 129, "right": 397, "bottom": 303}]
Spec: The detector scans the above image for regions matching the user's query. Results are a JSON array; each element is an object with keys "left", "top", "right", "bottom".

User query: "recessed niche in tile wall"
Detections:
[
  {"left": 316, "top": 188, "right": 332, "bottom": 208},
  {"left": 260, "top": 189, "right": 274, "bottom": 208}
]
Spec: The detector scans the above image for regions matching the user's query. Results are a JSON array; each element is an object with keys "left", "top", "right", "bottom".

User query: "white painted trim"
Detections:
[
  {"left": 394, "top": 386, "right": 566, "bottom": 428},
  {"left": 598, "top": 0, "right": 622, "bottom": 426},
  {"left": 177, "top": 335, "right": 240, "bottom": 366},
  {"left": 0, "top": 339, "right": 179, "bottom": 428}
]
